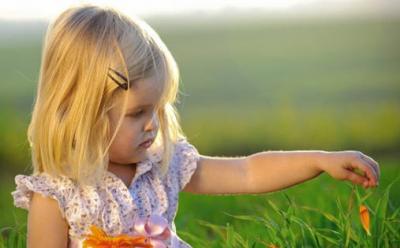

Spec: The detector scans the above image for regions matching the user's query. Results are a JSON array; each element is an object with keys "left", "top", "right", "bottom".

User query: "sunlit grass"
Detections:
[
  {"left": 1, "top": 163, "right": 399, "bottom": 247},
  {"left": 0, "top": 224, "right": 26, "bottom": 248},
  {"left": 1, "top": 17, "right": 399, "bottom": 248},
  {"left": 176, "top": 175, "right": 400, "bottom": 247}
]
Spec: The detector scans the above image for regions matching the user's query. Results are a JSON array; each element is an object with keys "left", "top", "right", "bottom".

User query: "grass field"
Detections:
[
  {"left": 175, "top": 157, "right": 400, "bottom": 247},
  {"left": 1, "top": 16, "right": 399, "bottom": 247},
  {"left": 2, "top": 157, "right": 399, "bottom": 247}
]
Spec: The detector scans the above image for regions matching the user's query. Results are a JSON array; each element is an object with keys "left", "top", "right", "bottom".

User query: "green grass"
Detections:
[
  {"left": 1, "top": 17, "right": 399, "bottom": 247},
  {"left": 173, "top": 157, "right": 400, "bottom": 247},
  {"left": 1, "top": 158, "right": 399, "bottom": 247}
]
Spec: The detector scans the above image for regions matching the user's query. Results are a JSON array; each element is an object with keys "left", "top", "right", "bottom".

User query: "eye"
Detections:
[
  {"left": 128, "top": 106, "right": 158, "bottom": 119},
  {"left": 128, "top": 109, "right": 144, "bottom": 118},
  {"left": 134, "top": 110, "right": 144, "bottom": 117}
]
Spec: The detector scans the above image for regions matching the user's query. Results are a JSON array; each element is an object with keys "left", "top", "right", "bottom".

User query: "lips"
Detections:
[{"left": 139, "top": 138, "right": 154, "bottom": 148}]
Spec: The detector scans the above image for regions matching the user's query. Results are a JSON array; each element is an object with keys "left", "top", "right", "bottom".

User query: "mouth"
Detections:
[{"left": 139, "top": 138, "right": 154, "bottom": 149}]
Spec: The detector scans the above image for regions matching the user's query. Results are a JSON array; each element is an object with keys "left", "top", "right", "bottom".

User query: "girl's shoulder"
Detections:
[
  {"left": 167, "top": 138, "right": 202, "bottom": 191},
  {"left": 12, "top": 172, "right": 77, "bottom": 218},
  {"left": 11, "top": 171, "right": 133, "bottom": 238}
]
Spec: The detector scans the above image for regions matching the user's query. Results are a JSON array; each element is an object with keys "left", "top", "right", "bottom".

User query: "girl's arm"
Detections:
[
  {"left": 183, "top": 150, "right": 379, "bottom": 195},
  {"left": 28, "top": 193, "right": 69, "bottom": 247}
]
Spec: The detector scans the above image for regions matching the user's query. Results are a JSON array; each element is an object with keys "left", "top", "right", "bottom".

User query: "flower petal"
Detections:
[
  {"left": 134, "top": 218, "right": 148, "bottom": 236},
  {"left": 359, "top": 204, "right": 371, "bottom": 236},
  {"left": 146, "top": 214, "right": 169, "bottom": 236},
  {"left": 89, "top": 225, "right": 106, "bottom": 238},
  {"left": 157, "top": 228, "right": 171, "bottom": 240},
  {"left": 150, "top": 238, "right": 167, "bottom": 248}
]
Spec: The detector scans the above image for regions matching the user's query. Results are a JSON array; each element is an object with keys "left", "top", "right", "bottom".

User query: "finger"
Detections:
[
  {"left": 360, "top": 152, "right": 380, "bottom": 184},
  {"left": 351, "top": 158, "right": 376, "bottom": 185},
  {"left": 360, "top": 156, "right": 379, "bottom": 185},
  {"left": 344, "top": 169, "right": 369, "bottom": 186},
  {"left": 357, "top": 152, "right": 379, "bottom": 183},
  {"left": 359, "top": 157, "right": 378, "bottom": 182},
  {"left": 359, "top": 153, "right": 380, "bottom": 182}
]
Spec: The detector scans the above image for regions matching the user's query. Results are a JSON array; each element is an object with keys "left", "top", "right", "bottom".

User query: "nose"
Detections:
[{"left": 144, "top": 111, "right": 158, "bottom": 132}]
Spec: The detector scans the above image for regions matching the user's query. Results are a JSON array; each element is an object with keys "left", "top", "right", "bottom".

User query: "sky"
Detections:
[{"left": 0, "top": 0, "right": 399, "bottom": 21}]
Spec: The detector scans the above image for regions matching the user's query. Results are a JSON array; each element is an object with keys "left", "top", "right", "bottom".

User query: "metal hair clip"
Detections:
[{"left": 108, "top": 68, "right": 128, "bottom": 90}]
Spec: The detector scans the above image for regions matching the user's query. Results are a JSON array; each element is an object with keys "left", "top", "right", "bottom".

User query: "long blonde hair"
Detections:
[{"left": 28, "top": 4, "right": 186, "bottom": 185}]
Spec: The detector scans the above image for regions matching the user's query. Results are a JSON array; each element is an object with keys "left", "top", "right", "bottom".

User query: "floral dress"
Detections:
[{"left": 12, "top": 138, "right": 201, "bottom": 248}]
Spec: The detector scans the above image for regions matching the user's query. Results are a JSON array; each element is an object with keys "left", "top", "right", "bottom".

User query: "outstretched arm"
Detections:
[{"left": 183, "top": 150, "right": 380, "bottom": 195}]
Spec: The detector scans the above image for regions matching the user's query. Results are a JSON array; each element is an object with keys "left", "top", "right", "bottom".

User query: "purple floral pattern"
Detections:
[{"left": 11, "top": 138, "right": 201, "bottom": 248}]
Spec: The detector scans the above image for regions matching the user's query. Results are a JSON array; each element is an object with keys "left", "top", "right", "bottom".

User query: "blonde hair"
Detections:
[{"left": 28, "top": 4, "right": 186, "bottom": 185}]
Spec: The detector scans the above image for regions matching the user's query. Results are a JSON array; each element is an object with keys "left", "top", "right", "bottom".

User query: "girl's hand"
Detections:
[{"left": 318, "top": 151, "right": 380, "bottom": 189}]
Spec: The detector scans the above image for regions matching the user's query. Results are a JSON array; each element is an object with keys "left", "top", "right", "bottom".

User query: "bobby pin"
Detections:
[{"left": 108, "top": 68, "right": 128, "bottom": 90}]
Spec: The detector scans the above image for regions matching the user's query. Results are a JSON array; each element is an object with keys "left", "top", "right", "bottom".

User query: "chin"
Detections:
[{"left": 132, "top": 150, "right": 149, "bottom": 162}]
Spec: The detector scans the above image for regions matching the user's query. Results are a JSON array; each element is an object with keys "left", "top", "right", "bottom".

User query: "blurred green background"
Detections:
[{"left": 0, "top": 15, "right": 399, "bottom": 243}]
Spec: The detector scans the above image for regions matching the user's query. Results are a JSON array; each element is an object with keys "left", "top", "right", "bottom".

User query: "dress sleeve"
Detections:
[
  {"left": 169, "top": 138, "right": 201, "bottom": 192},
  {"left": 11, "top": 173, "right": 74, "bottom": 219}
]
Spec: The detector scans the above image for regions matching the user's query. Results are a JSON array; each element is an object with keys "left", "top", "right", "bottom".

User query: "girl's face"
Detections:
[{"left": 108, "top": 75, "right": 162, "bottom": 165}]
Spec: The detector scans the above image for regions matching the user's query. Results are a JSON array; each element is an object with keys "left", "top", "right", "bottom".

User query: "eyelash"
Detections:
[
  {"left": 133, "top": 110, "right": 144, "bottom": 117},
  {"left": 128, "top": 107, "right": 158, "bottom": 119}
]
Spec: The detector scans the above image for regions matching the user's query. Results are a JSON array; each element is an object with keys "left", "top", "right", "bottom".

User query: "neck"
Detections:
[
  {"left": 108, "top": 161, "right": 137, "bottom": 172},
  {"left": 108, "top": 161, "right": 137, "bottom": 187}
]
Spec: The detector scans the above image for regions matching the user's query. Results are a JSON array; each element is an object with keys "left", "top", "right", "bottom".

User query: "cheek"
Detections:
[
  {"left": 109, "top": 136, "right": 140, "bottom": 163},
  {"left": 110, "top": 120, "right": 142, "bottom": 149}
]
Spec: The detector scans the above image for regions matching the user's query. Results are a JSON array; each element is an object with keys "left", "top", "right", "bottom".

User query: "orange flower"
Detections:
[
  {"left": 359, "top": 204, "right": 371, "bottom": 236},
  {"left": 83, "top": 225, "right": 153, "bottom": 248}
]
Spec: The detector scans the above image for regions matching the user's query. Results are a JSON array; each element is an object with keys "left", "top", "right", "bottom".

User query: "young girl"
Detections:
[{"left": 12, "top": 4, "right": 381, "bottom": 248}]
